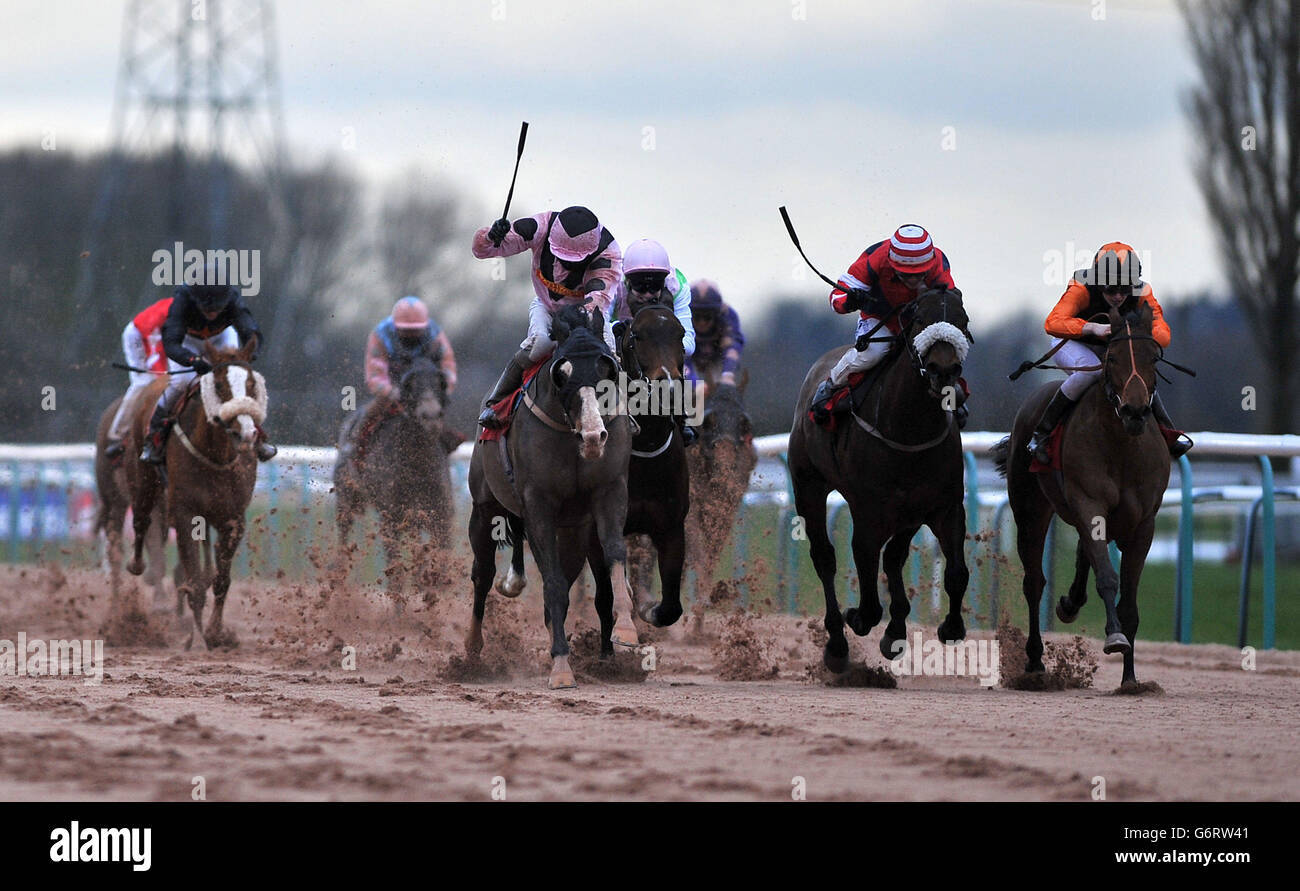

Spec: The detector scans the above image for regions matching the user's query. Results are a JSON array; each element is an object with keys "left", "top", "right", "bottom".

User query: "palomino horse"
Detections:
[
  {"left": 616, "top": 303, "right": 690, "bottom": 628},
  {"left": 95, "top": 392, "right": 169, "bottom": 615},
  {"left": 994, "top": 303, "right": 1170, "bottom": 686},
  {"left": 124, "top": 342, "right": 266, "bottom": 650},
  {"left": 788, "top": 287, "right": 973, "bottom": 671},
  {"left": 466, "top": 305, "right": 636, "bottom": 689},
  {"left": 334, "top": 355, "right": 462, "bottom": 601},
  {"left": 683, "top": 379, "right": 756, "bottom": 601}
]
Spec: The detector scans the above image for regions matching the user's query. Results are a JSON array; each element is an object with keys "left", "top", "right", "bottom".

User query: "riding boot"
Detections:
[
  {"left": 675, "top": 412, "right": 698, "bottom": 447},
  {"left": 1027, "top": 390, "right": 1074, "bottom": 464},
  {"left": 809, "top": 377, "right": 846, "bottom": 425},
  {"left": 138, "top": 403, "right": 171, "bottom": 465},
  {"left": 954, "top": 403, "right": 969, "bottom": 430},
  {"left": 1150, "top": 392, "right": 1193, "bottom": 458},
  {"left": 254, "top": 427, "right": 277, "bottom": 462},
  {"left": 104, "top": 440, "right": 125, "bottom": 460},
  {"left": 478, "top": 349, "right": 529, "bottom": 430}
]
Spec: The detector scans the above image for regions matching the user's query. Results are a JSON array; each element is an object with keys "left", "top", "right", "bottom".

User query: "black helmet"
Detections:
[{"left": 189, "top": 282, "right": 235, "bottom": 313}]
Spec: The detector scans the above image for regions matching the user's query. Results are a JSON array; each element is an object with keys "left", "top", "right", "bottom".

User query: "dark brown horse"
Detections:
[
  {"left": 683, "top": 378, "right": 756, "bottom": 600},
  {"left": 334, "top": 355, "right": 462, "bottom": 601},
  {"left": 95, "top": 391, "right": 170, "bottom": 616},
  {"left": 616, "top": 303, "right": 690, "bottom": 628},
  {"left": 124, "top": 342, "right": 264, "bottom": 649},
  {"left": 994, "top": 303, "right": 1170, "bottom": 686},
  {"left": 465, "top": 305, "right": 636, "bottom": 689},
  {"left": 788, "top": 287, "right": 973, "bottom": 671}
]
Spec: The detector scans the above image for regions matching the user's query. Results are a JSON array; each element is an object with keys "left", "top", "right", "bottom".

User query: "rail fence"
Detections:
[{"left": 2, "top": 431, "right": 1297, "bottom": 649}]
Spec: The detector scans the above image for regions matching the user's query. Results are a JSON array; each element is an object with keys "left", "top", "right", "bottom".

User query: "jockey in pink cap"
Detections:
[{"left": 471, "top": 206, "right": 622, "bottom": 430}]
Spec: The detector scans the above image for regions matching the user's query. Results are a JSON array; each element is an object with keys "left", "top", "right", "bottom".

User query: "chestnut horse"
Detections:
[
  {"left": 994, "top": 303, "right": 1170, "bottom": 686},
  {"left": 788, "top": 287, "right": 973, "bottom": 671},
  {"left": 124, "top": 342, "right": 266, "bottom": 649}
]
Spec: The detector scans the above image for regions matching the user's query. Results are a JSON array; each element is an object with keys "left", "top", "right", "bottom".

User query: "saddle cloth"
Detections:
[{"left": 478, "top": 359, "right": 547, "bottom": 443}]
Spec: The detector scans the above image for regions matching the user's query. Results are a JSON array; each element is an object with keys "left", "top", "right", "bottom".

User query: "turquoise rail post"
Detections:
[
  {"left": 963, "top": 451, "right": 980, "bottom": 624},
  {"left": 1107, "top": 541, "right": 1120, "bottom": 571},
  {"left": 299, "top": 457, "right": 311, "bottom": 579},
  {"left": 1259, "top": 455, "right": 1276, "bottom": 650},
  {"left": 1175, "top": 454, "right": 1194, "bottom": 643},
  {"left": 266, "top": 461, "right": 281, "bottom": 575},
  {"left": 8, "top": 461, "right": 20, "bottom": 562}
]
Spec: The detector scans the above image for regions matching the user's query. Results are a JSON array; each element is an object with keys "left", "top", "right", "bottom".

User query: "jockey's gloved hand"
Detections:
[
  {"left": 843, "top": 288, "right": 872, "bottom": 312},
  {"left": 611, "top": 320, "right": 628, "bottom": 340},
  {"left": 190, "top": 357, "right": 213, "bottom": 376},
  {"left": 488, "top": 218, "right": 511, "bottom": 246}
]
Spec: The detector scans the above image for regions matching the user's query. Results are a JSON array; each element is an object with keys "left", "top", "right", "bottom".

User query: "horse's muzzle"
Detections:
[{"left": 1119, "top": 403, "right": 1151, "bottom": 436}]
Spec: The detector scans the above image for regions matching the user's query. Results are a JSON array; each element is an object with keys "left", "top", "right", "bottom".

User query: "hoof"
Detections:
[
  {"left": 548, "top": 656, "right": 577, "bottom": 690},
  {"left": 465, "top": 630, "right": 483, "bottom": 657},
  {"left": 640, "top": 601, "right": 682, "bottom": 628},
  {"left": 1055, "top": 598, "right": 1079, "bottom": 624},
  {"left": 1026, "top": 660, "right": 1045, "bottom": 674},
  {"left": 125, "top": 559, "right": 145, "bottom": 577},
  {"left": 880, "top": 635, "right": 906, "bottom": 661},
  {"left": 612, "top": 616, "right": 639, "bottom": 648},
  {"left": 204, "top": 627, "right": 238, "bottom": 650},
  {"left": 494, "top": 569, "right": 525, "bottom": 598},
  {"left": 1103, "top": 632, "right": 1131, "bottom": 655},
  {"left": 844, "top": 606, "right": 877, "bottom": 637},
  {"left": 823, "top": 641, "right": 849, "bottom": 674},
  {"left": 937, "top": 615, "right": 966, "bottom": 644}
]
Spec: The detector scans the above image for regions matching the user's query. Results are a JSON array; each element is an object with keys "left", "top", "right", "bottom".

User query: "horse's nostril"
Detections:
[{"left": 599, "top": 430, "right": 608, "bottom": 443}]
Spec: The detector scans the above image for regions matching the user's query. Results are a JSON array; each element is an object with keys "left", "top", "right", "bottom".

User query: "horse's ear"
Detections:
[
  {"left": 1108, "top": 306, "right": 1123, "bottom": 328},
  {"left": 237, "top": 338, "right": 256, "bottom": 363},
  {"left": 203, "top": 340, "right": 219, "bottom": 362},
  {"left": 591, "top": 308, "right": 605, "bottom": 334},
  {"left": 1137, "top": 300, "right": 1154, "bottom": 327},
  {"left": 552, "top": 314, "right": 572, "bottom": 346}
]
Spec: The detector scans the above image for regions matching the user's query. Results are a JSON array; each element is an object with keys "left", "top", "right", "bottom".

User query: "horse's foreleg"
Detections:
[
  {"left": 875, "top": 525, "right": 915, "bottom": 660},
  {"left": 1056, "top": 537, "right": 1091, "bottom": 623},
  {"left": 174, "top": 518, "right": 206, "bottom": 651},
  {"left": 494, "top": 513, "right": 527, "bottom": 597},
  {"left": 523, "top": 504, "right": 575, "bottom": 689},
  {"left": 591, "top": 485, "right": 637, "bottom": 648},
  {"left": 146, "top": 514, "right": 168, "bottom": 608},
  {"left": 205, "top": 517, "right": 243, "bottom": 648},
  {"left": 1116, "top": 519, "right": 1154, "bottom": 686},
  {"left": 794, "top": 478, "right": 846, "bottom": 673},
  {"left": 930, "top": 502, "right": 970, "bottom": 645},
  {"left": 1072, "top": 503, "right": 1128, "bottom": 655},
  {"left": 466, "top": 503, "right": 497, "bottom": 657},
  {"left": 645, "top": 524, "right": 685, "bottom": 628}
]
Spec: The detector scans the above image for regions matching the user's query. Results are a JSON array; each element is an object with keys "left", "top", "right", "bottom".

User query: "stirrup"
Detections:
[
  {"left": 140, "top": 440, "right": 166, "bottom": 465},
  {"left": 104, "top": 441, "right": 125, "bottom": 460}
]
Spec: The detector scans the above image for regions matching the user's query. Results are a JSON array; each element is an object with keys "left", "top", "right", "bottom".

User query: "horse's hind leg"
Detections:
[
  {"left": 495, "top": 513, "right": 526, "bottom": 597},
  {"left": 466, "top": 502, "right": 498, "bottom": 657},
  {"left": 874, "top": 525, "right": 916, "bottom": 660},
  {"left": 584, "top": 531, "right": 616, "bottom": 659},
  {"left": 793, "top": 476, "right": 847, "bottom": 673},
  {"left": 930, "top": 500, "right": 971, "bottom": 645},
  {"left": 1056, "top": 537, "right": 1091, "bottom": 623},
  {"left": 1116, "top": 518, "right": 1154, "bottom": 686},
  {"left": 205, "top": 517, "right": 243, "bottom": 648},
  {"left": 1012, "top": 495, "right": 1053, "bottom": 674}
]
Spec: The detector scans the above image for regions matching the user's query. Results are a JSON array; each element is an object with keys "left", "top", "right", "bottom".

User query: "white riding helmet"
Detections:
[{"left": 622, "top": 238, "right": 672, "bottom": 275}]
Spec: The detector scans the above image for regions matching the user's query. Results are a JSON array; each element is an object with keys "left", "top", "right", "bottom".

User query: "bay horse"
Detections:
[
  {"left": 334, "top": 355, "right": 462, "bottom": 601},
  {"left": 788, "top": 287, "right": 973, "bottom": 672},
  {"left": 123, "top": 341, "right": 266, "bottom": 650},
  {"left": 684, "top": 378, "right": 756, "bottom": 600},
  {"left": 616, "top": 303, "right": 690, "bottom": 628},
  {"left": 95, "top": 392, "right": 169, "bottom": 616},
  {"left": 465, "top": 305, "right": 636, "bottom": 689},
  {"left": 994, "top": 303, "right": 1170, "bottom": 686}
]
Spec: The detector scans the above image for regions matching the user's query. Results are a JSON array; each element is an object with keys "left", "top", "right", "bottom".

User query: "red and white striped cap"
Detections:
[{"left": 889, "top": 224, "right": 935, "bottom": 267}]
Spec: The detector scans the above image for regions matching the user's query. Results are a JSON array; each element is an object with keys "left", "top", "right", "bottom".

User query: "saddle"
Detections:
[
  {"left": 478, "top": 358, "right": 547, "bottom": 444},
  {"left": 813, "top": 367, "right": 970, "bottom": 433}
]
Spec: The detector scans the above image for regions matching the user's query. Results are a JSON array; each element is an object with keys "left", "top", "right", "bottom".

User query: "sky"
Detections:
[{"left": 0, "top": 0, "right": 1220, "bottom": 335}]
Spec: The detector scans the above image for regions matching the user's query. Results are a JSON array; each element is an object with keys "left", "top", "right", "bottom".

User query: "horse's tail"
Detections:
[{"left": 992, "top": 435, "right": 1012, "bottom": 478}]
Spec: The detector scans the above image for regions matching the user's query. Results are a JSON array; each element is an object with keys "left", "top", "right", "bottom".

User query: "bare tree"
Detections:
[{"left": 1182, "top": 0, "right": 1300, "bottom": 433}]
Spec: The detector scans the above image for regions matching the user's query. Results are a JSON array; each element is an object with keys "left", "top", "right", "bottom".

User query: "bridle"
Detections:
[{"left": 1101, "top": 321, "right": 1160, "bottom": 416}]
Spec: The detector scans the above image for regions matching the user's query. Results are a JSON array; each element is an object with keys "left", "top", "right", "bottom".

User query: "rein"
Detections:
[{"left": 173, "top": 363, "right": 255, "bottom": 471}]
